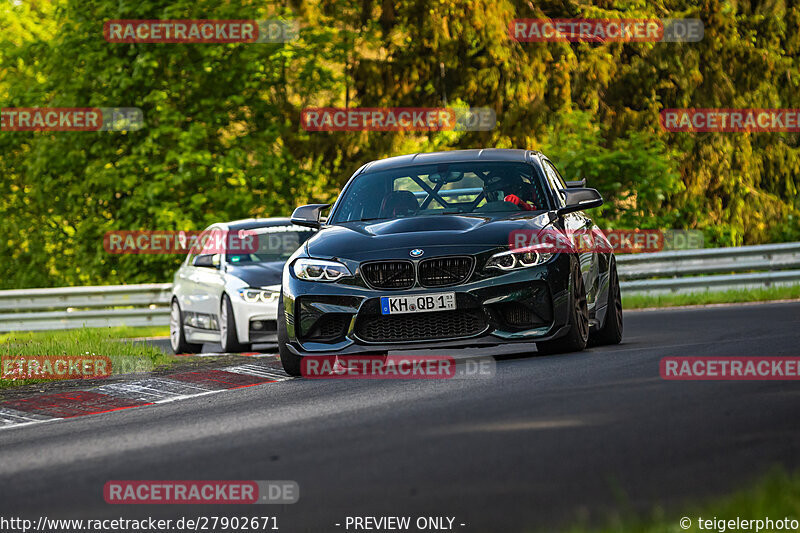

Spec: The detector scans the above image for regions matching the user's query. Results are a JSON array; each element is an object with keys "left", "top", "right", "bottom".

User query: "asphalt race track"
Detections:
[{"left": 1, "top": 301, "right": 799, "bottom": 532}]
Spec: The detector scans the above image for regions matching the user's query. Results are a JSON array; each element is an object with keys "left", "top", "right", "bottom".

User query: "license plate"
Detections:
[{"left": 380, "top": 292, "right": 456, "bottom": 315}]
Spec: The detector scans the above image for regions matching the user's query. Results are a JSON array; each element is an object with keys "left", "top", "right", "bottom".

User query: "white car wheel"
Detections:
[
  {"left": 219, "top": 294, "right": 250, "bottom": 353},
  {"left": 169, "top": 299, "right": 201, "bottom": 354}
]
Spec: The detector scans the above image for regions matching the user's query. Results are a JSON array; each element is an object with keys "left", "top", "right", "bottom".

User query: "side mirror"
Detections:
[
  {"left": 291, "top": 204, "right": 330, "bottom": 229},
  {"left": 192, "top": 253, "right": 217, "bottom": 268},
  {"left": 211, "top": 253, "right": 221, "bottom": 268},
  {"left": 557, "top": 188, "right": 603, "bottom": 216},
  {"left": 565, "top": 178, "right": 586, "bottom": 188}
]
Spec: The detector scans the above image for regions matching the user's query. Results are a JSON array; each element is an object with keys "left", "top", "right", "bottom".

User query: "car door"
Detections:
[
  {"left": 541, "top": 158, "right": 600, "bottom": 312},
  {"left": 190, "top": 226, "right": 227, "bottom": 328},
  {"left": 173, "top": 251, "right": 196, "bottom": 312}
]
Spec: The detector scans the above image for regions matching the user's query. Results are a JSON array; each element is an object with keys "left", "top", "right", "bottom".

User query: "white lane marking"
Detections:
[
  {"left": 148, "top": 388, "right": 227, "bottom": 404},
  {"left": 0, "top": 363, "right": 289, "bottom": 431},
  {"left": 94, "top": 378, "right": 216, "bottom": 402},
  {"left": 0, "top": 407, "right": 53, "bottom": 426},
  {"left": 223, "top": 364, "right": 293, "bottom": 381},
  {"left": 0, "top": 417, "right": 59, "bottom": 430}
]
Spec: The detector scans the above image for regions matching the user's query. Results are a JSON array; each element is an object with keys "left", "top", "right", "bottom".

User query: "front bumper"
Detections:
[
  {"left": 282, "top": 254, "right": 573, "bottom": 356},
  {"left": 229, "top": 297, "right": 279, "bottom": 344}
]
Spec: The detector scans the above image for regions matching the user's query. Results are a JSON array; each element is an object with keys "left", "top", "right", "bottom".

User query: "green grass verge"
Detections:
[
  {"left": 623, "top": 285, "right": 800, "bottom": 309},
  {"left": 559, "top": 469, "right": 800, "bottom": 533},
  {"left": 0, "top": 325, "right": 169, "bottom": 343},
  {"left": 0, "top": 327, "right": 174, "bottom": 390}
]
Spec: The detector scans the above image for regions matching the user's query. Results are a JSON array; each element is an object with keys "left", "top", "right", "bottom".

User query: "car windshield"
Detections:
[
  {"left": 226, "top": 225, "right": 314, "bottom": 264},
  {"left": 329, "top": 161, "right": 551, "bottom": 223}
]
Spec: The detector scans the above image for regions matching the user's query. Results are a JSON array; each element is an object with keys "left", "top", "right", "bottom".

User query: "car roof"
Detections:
[
  {"left": 359, "top": 149, "right": 541, "bottom": 174},
  {"left": 222, "top": 217, "right": 295, "bottom": 231}
]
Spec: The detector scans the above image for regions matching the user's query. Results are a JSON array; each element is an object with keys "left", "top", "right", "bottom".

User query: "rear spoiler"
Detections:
[{"left": 565, "top": 179, "right": 586, "bottom": 188}]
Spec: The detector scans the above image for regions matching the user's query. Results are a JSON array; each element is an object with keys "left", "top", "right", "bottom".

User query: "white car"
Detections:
[{"left": 169, "top": 218, "right": 314, "bottom": 354}]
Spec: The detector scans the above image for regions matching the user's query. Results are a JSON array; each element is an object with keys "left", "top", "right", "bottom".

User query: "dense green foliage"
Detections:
[{"left": 1, "top": 0, "right": 798, "bottom": 288}]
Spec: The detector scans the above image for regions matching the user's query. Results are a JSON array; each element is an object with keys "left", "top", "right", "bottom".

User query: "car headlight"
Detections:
[
  {"left": 485, "top": 246, "right": 556, "bottom": 271},
  {"left": 293, "top": 258, "right": 351, "bottom": 282},
  {"left": 238, "top": 287, "right": 280, "bottom": 303}
]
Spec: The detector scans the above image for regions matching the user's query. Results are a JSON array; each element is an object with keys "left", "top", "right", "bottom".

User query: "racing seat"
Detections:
[{"left": 380, "top": 190, "right": 419, "bottom": 218}]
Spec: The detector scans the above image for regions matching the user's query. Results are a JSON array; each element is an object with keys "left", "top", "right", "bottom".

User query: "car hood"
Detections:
[
  {"left": 225, "top": 261, "right": 284, "bottom": 287},
  {"left": 306, "top": 212, "right": 555, "bottom": 260}
]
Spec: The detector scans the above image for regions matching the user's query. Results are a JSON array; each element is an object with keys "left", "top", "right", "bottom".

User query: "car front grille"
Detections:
[
  {"left": 496, "top": 302, "right": 543, "bottom": 326},
  {"left": 361, "top": 261, "right": 415, "bottom": 289},
  {"left": 418, "top": 256, "right": 473, "bottom": 287},
  {"left": 355, "top": 309, "right": 487, "bottom": 343},
  {"left": 298, "top": 313, "right": 349, "bottom": 342},
  {"left": 317, "top": 314, "right": 349, "bottom": 339},
  {"left": 361, "top": 256, "right": 475, "bottom": 289}
]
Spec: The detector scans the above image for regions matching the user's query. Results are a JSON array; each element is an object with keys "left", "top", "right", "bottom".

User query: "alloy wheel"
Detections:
[
  {"left": 574, "top": 273, "right": 589, "bottom": 341},
  {"left": 220, "top": 298, "right": 228, "bottom": 347},
  {"left": 169, "top": 301, "right": 181, "bottom": 352}
]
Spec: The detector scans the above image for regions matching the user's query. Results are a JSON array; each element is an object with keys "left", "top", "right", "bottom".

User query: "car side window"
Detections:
[
  {"left": 337, "top": 177, "right": 385, "bottom": 221},
  {"left": 546, "top": 160, "right": 568, "bottom": 189},
  {"left": 186, "top": 227, "right": 214, "bottom": 265},
  {"left": 542, "top": 160, "right": 567, "bottom": 207},
  {"left": 184, "top": 232, "right": 201, "bottom": 266}
]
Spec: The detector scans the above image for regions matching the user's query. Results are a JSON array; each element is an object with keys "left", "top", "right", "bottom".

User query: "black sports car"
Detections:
[{"left": 277, "top": 149, "right": 623, "bottom": 376}]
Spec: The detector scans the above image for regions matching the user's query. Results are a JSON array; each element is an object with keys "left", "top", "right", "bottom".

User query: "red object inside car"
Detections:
[{"left": 504, "top": 194, "right": 535, "bottom": 211}]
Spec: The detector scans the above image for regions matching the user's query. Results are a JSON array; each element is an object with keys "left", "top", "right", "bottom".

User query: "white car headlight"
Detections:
[
  {"left": 293, "top": 258, "right": 351, "bottom": 282},
  {"left": 485, "top": 246, "right": 556, "bottom": 271},
  {"left": 238, "top": 287, "right": 280, "bottom": 303}
]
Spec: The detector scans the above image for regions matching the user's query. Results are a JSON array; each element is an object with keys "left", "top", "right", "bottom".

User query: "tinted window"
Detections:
[
  {"left": 330, "top": 162, "right": 551, "bottom": 223},
  {"left": 226, "top": 225, "right": 314, "bottom": 264},
  {"left": 542, "top": 160, "right": 567, "bottom": 207}
]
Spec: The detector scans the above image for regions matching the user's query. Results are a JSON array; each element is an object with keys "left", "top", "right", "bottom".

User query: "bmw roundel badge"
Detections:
[{"left": 410, "top": 248, "right": 424, "bottom": 257}]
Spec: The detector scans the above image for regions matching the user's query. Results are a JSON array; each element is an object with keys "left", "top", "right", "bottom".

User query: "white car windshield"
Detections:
[{"left": 226, "top": 225, "right": 314, "bottom": 264}]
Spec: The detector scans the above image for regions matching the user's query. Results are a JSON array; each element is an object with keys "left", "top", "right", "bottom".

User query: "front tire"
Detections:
[
  {"left": 170, "top": 299, "right": 202, "bottom": 355},
  {"left": 536, "top": 260, "right": 589, "bottom": 355},
  {"left": 592, "top": 258, "right": 623, "bottom": 346},
  {"left": 278, "top": 295, "right": 303, "bottom": 376},
  {"left": 220, "top": 294, "right": 251, "bottom": 353}
]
